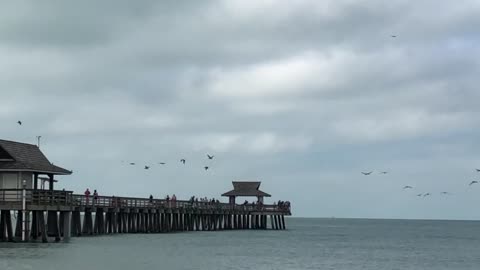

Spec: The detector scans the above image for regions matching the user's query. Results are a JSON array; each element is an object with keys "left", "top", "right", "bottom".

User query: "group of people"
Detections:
[
  {"left": 83, "top": 188, "right": 98, "bottom": 205},
  {"left": 81, "top": 189, "right": 290, "bottom": 211},
  {"left": 275, "top": 200, "right": 291, "bottom": 210}
]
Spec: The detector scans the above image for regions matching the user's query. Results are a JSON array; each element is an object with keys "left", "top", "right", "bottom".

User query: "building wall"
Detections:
[{"left": 0, "top": 172, "right": 33, "bottom": 189}]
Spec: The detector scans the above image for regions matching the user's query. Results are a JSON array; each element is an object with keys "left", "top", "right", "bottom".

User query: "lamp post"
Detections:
[{"left": 22, "top": 179, "right": 27, "bottom": 242}]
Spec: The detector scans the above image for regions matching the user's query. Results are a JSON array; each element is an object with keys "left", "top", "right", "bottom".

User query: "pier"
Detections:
[{"left": 0, "top": 139, "right": 291, "bottom": 243}]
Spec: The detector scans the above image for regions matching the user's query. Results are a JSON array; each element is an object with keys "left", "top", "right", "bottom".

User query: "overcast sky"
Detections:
[{"left": 1, "top": 0, "right": 480, "bottom": 219}]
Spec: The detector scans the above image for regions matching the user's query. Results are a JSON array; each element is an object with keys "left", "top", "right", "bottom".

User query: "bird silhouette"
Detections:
[
  {"left": 361, "top": 172, "right": 373, "bottom": 175},
  {"left": 129, "top": 163, "right": 135, "bottom": 165},
  {"left": 469, "top": 180, "right": 478, "bottom": 186},
  {"left": 204, "top": 166, "right": 209, "bottom": 171},
  {"left": 476, "top": 169, "right": 480, "bottom": 172},
  {"left": 144, "top": 166, "right": 150, "bottom": 170},
  {"left": 391, "top": 35, "right": 397, "bottom": 38},
  {"left": 17, "top": 121, "right": 22, "bottom": 125},
  {"left": 158, "top": 162, "right": 166, "bottom": 165},
  {"left": 380, "top": 171, "right": 388, "bottom": 174},
  {"left": 423, "top": 193, "right": 430, "bottom": 197},
  {"left": 207, "top": 154, "right": 214, "bottom": 160},
  {"left": 416, "top": 193, "right": 423, "bottom": 197},
  {"left": 440, "top": 192, "right": 452, "bottom": 195},
  {"left": 180, "top": 159, "right": 186, "bottom": 164},
  {"left": 403, "top": 186, "right": 413, "bottom": 189}
]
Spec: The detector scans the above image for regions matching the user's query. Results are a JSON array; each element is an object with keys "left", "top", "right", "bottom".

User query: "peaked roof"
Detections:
[
  {"left": 0, "top": 139, "right": 72, "bottom": 175},
  {"left": 222, "top": 181, "right": 271, "bottom": 197}
]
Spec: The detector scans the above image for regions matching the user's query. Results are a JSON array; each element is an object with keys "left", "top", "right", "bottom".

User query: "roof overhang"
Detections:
[{"left": 0, "top": 169, "right": 72, "bottom": 175}]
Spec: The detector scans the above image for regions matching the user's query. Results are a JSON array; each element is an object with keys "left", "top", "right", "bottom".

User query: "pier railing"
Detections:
[
  {"left": 0, "top": 189, "right": 73, "bottom": 206},
  {"left": 0, "top": 189, "right": 291, "bottom": 214}
]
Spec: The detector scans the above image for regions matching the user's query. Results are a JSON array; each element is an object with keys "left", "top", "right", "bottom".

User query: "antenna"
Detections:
[{"left": 36, "top": 136, "right": 42, "bottom": 148}]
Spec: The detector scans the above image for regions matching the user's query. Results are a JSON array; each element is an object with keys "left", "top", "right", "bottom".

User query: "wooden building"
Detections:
[{"left": 0, "top": 139, "right": 71, "bottom": 190}]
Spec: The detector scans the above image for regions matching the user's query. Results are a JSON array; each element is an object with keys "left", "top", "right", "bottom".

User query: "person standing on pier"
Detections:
[
  {"left": 172, "top": 194, "right": 177, "bottom": 208},
  {"left": 84, "top": 188, "right": 91, "bottom": 205},
  {"left": 93, "top": 190, "right": 98, "bottom": 206}
]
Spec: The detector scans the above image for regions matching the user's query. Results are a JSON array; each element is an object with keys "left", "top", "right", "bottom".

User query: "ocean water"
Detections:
[{"left": 1, "top": 218, "right": 480, "bottom": 270}]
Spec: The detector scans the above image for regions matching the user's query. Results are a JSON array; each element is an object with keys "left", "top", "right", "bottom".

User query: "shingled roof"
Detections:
[
  {"left": 0, "top": 139, "right": 72, "bottom": 175},
  {"left": 222, "top": 181, "right": 271, "bottom": 197}
]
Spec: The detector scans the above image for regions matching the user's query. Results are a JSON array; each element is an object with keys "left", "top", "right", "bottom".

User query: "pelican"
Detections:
[
  {"left": 204, "top": 166, "right": 209, "bottom": 171},
  {"left": 207, "top": 154, "right": 214, "bottom": 160},
  {"left": 129, "top": 163, "right": 135, "bottom": 165},
  {"left": 423, "top": 193, "right": 430, "bottom": 197},
  {"left": 144, "top": 166, "right": 150, "bottom": 170},
  {"left": 440, "top": 192, "right": 451, "bottom": 195},
  {"left": 417, "top": 193, "right": 423, "bottom": 197},
  {"left": 158, "top": 162, "right": 166, "bottom": 165},
  {"left": 403, "top": 186, "right": 413, "bottom": 189},
  {"left": 469, "top": 180, "right": 478, "bottom": 186},
  {"left": 380, "top": 171, "right": 388, "bottom": 174},
  {"left": 180, "top": 159, "right": 186, "bottom": 164},
  {"left": 361, "top": 172, "right": 373, "bottom": 175},
  {"left": 17, "top": 120, "right": 22, "bottom": 125}
]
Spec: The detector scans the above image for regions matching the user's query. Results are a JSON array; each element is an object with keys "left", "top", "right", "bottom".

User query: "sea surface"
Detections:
[{"left": 1, "top": 218, "right": 480, "bottom": 270}]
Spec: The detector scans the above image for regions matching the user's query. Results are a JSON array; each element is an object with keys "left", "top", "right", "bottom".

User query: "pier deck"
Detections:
[{"left": 0, "top": 189, "right": 291, "bottom": 243}]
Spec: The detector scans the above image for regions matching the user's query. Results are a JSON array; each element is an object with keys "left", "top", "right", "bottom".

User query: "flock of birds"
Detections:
[
  {"left": 16, "top": 119, "right": 479, "bottom": 199},
  {"left": 123, "top": 154, "right": 215, "bottom": 172},
  {"left": 361, "top": 169, "right": 480, "bottom": 198}
]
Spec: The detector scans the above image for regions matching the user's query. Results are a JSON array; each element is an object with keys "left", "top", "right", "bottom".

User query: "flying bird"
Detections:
[
  {"left": 391, "top": 35, "right": 397, "bottom": 38},
  {"left": 17, "top": 120, "right": 22, "bottom": 125},
  {"left": 144, "top": 166, "right": 150, "bottom": 170},
  {"left": 423, "top": 193, "right": 430, "bottom": 197},
  {"left": 180, "top": 159, "right": 186, "bottom": 164},
  {"left": 440, "top": 192, "right": 452, "bottom": 195},
  {"left": 476, "top": 169, "right": 480, "bottom": 172},
  {"left": 158, "top": 162, "right": 166, "bottom": 165},
  {"left": 469, "top": 180, "right": 478, "bottom": 186},
  {"left": 207, "top": 154, "right": 214, "bottom": 160},
  {"left": 204, "top": 166, "right": 209, "bottom": 171},
  {"left": 361, "top": 172, "right": 373, "bottom": 175},
  {"left": 380, "top": 171, "right": 388, "bottom": 174},
  {"left": 403, "top": 186, "right": 413, "bottom": 189},
  {"left": 129, "top": 163, "right": 135, "bottom": 165},
  {"left": 416, "top": 193, "right": 423, "bottom": 197}
]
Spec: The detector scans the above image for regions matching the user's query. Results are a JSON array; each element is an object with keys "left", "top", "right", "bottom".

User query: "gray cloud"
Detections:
[{"left": 1, "top": 0, "right": 480, "bottom": 219}]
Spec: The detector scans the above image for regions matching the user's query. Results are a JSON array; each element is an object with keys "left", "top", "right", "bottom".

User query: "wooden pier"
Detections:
[
  {"left": 0, "top": 189, "right": 291, "bottom": 242},
  {"left": 0, "top": 139, "right": 291, "bottom": 243}
]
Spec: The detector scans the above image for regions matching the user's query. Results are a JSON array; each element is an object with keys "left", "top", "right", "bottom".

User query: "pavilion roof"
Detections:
[
  {"left": 0, "top": 139, "right": 72, "bottom": 175},
  {"left": 222, "top": 181, "right": 271, "bottom": 197}
]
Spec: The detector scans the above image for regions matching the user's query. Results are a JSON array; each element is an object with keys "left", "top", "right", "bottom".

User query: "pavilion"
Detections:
[{"left": 222, "top": 181, "right": 271, "bottom": 205}]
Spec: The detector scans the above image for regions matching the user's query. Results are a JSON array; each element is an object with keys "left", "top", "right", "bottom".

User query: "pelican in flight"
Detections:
[
  {"left": 476, "top": 169, "right": 480, "bottom": 172},
  {"left": 180, "top": 159, "right": 186, "bottom": 164},
  {"left": 361, "top": 172, "right": 373, "bottom": 176},
  {"left": 158, "top": 162, "right": 166, "bottom": 165},
  {"left": 423, "top": 193, "right": 430, "bottom": 197},
  {"left": 129, "top": 163, "right": 135, "bottom": 165},
  {"left": 207, "top": 154, "right": 214, "bottom": 160},
  {"left": 469, "top": 180, "right": 478, "bottom": 186},
  {"left": 144, "top": 166, "right": 150, "bottom": 170},
  {"left": 403, "top": 186, "right": 413, "bottom": 189},
  {"left": 440, "top": 192, "right": 452, "bottom": 195},
  {"left": 416, "top": 193, "right": 423, "bottom": 197},
  {"left": 380, "top": 171, "right": 388, "bottom": 174},
  {"left": 17, "top": 120, "right": 22, "bottom": 125},
  {"left": 204, "top": 166, "right": 209, "bottom": 171}
]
